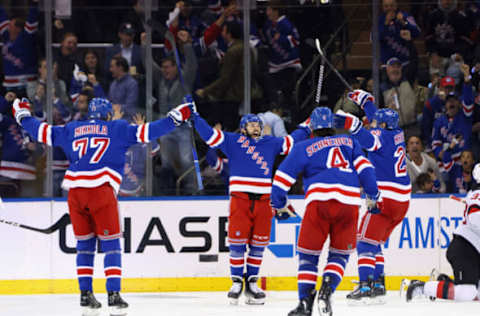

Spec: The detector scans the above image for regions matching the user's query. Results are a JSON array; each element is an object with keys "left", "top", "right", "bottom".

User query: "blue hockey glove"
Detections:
[
  {"left": 366, "top": 192, "right": 383, "bottom": 214},
  {"left": 347, "top": 89, "right": 374, "bottom": 109},
  {"left": 333, "top": 110, "right": 362, "bottom": 134}
]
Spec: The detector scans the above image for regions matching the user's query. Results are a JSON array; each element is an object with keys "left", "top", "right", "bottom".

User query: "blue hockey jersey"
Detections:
[
  {"left": 0, "top": 6, "right": 38, "bottom": 88},
  {"left": 271, "top": 134, "right": 379, "bottom": 209},
  {"left": 193, "top": 113, "right": 310, "bottom": 194},
  {"left": 262, "top": 15, "right": 301, "bottom": 74},
  {"left": 354, "top": 100, "right": 411, "bottom": 202},
  {"left": 20, "top": 116, "right": 176, "bottom": 193}
]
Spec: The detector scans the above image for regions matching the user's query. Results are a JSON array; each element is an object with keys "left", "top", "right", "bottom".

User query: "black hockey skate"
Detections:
[
  {"left": 108, "top": 291, "right": 128, "bottom": 316},
  {"left": 288, "top": 289, "right": 316, "bottom": 316},
  {"left": 244, "top": 275, "right": 266, "bottom": 305},
  {"left": 227, "top": 276, "right": 244, "bottom": 305},
  {"left": 80, "top": 290, "right": 101, "bottom": 316},
  {"left": 317, "top": 276, "right": 333, "bottom": 316},
  {"left": 346, "top": 280, "right": 373, "bottom": 305},
  {"left": 372, "top": 274, "right": 386, "bottom": 297},
  {"left": 406, "top": 280, "right": 425, "bottom": 302}
]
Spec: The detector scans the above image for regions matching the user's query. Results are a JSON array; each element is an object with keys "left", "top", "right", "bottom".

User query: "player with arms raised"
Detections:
[
  {"left": 271, "top": 107, "right": 380, "bottom": 316},
  {"left": 335, "top": 90, "right": 411, "bottom": 302},
  {"left": 191, "top": 106, "right": 311, "bottom": 305},
  {"left": 12, "top": 97, "right": 194, "bottom": 316}
]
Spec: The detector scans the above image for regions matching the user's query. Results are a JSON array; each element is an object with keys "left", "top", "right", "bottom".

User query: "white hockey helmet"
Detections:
[{"left": 473, "top": 163, "right": 480, "bottom": 183}]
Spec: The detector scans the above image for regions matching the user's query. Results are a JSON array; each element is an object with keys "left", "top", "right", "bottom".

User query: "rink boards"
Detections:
[{"left": 0, "top": 195, "right": 463, "bottom": 294}]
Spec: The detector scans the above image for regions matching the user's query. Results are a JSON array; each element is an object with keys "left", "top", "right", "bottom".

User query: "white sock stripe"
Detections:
[
  {"left": 326, "top": 262, "right": 345, "bottom": 270},
  {"left": 323, "top": 270, "right": 343, "bottom": 279},
  {"left": 104, "top": 266, "right": 122, "bottom": 271},
  {"left": 358, "top": 264, "right": 376, "bottom": 268},
  {"left": 298, "top": 280, "right": 317, "bottom": 285},
  {"left": 298, "top": 271, "right": 318, "bottom": 276}
]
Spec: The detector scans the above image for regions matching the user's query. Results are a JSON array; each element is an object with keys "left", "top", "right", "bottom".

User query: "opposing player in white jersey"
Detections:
[
  {"left": 406, "top": 163, "right": 480, "bottom": 302},
  {"left": 334, "top": 90, "right": 411, "bottom": 302}
]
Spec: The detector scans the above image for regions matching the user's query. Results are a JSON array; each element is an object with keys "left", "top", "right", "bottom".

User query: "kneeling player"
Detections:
[
  {"left": 271, "top": 107, "right": 381, "bottom": 316},
  {"left": 406, "top": 164, "right": 480, "bottom": 303}
]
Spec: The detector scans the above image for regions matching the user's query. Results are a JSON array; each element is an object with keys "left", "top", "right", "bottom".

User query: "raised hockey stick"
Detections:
[
  {"left": 314, "top": 39, "right": 325, "bottom": 106},
  {"left": 314, "top": 39, "right": 353, "bottom": 92},
  {"left": 0, "top": 213, "right": 70, "bottom": 234}
]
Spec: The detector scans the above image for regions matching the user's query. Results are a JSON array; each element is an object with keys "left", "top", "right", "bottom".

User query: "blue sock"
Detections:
[
  {"left": 229, "top": 244, "right": 246, "bottom": 280},
  {"left": 322, "top": 251, "right": 349, "bottom": 292},
  {"left": 357, "top": 241, "right": 376, "bottom": 283},
  {"left": 297, "top": 252, "right": 319, "bottom": 300},
  {"left": 246, "top": 245, "right": 265, "bottom": 278},
  {"left": 76, "top": 238, "right": 96, "bottom": 291},
  {"left": 374, "top": 245, "right": 384, "bottom": 280},
  {"left": 101, "top": 239, "right": 122, "bottom": 292}
]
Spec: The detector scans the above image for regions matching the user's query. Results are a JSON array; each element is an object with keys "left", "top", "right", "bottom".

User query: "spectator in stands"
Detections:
[
  {"left": 27, "top": 58, "right": 70, "bottom": 109},
  {"left": 380, "top": 55, "right": 420, "bottom": 138},
  {"left": 166, "top": 1, "right": 207, "bottom": 48},
  {"left": 378, "top": 0, "right": 420, "bottom": 65},
  {"left": 426, "top": 51, "right": 449, "bottom": 99},
  {"left": 0, "top": 2, "right": 39, "bottom": 98},
  {"left": 72, "top": 88, "right": 93, "bottom": 121},
  {"left": 0, "top": 93, "right": 39, "bottom": 197},
  {"left": 415, "top": 172, "right": 441, "bottom": 194},
  {"left": 80, "top": 49, "right": 107, "bottom": 92},
  {"left": 108, "top": 56, "right": 139, "bottom": 121},
  {"left": 146, "top": 29, "right": 198, "bottom": 195},
  {"left": 425, "top": 0, "right": 473, "bottom": 60},
  {"left": 442, "top": 149, "right": 476, "bottom": 193},
  {"left": 196, "top": 21, "right": 262, "bottom": 130},
  {"left": 257, "top": 105, "right": 287, "bottom": 137},
  {"left": 422, "top": 75, "right": 457, "bottom": 147},
  {"left": 54, "top": 32, "right": 80, "bottom": 91},
  {"left": 104, "top": 23, "right": 144, "bottom": 83},
  {"left": 69, "top": 51, "right": 107, "bottom": 103},
  {"left": 406, "top": 135, "right": 445, "bottom": 193},
  {"left": 261, "top": 0, "right": 301, "bottom": 115}
]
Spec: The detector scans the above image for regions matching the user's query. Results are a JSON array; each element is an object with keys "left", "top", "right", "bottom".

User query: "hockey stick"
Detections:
[
  {"left": 314, "top": 39, "right": 325, "bottom": 106},
  {"left": 314, "top": 39, "right": 353, "bottom": 92},
  {"left": 163, "top": 30, "right": 204, "bottom": 192},
  {"left": 0, "top": 213, "right": 70, "bottom": 234},
  {"left": 449, "top": 195, "right": 466, "bottom": 204}
]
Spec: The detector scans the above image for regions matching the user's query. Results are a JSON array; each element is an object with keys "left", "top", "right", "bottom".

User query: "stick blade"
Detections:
[{"left": 315, "top": 38, "right": 323, "bottom": 55}]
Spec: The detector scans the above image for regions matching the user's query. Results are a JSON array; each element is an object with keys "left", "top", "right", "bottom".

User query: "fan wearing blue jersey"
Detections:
[
  {"left": 12, "top": 97, "right": 194, "bottom": 316},
  {"left": 191, "top": 106, "right": 311, "bottom": 305},
  {"left": 335, "top": 90, "right": 412, "bottom": 303},
  {"left": 271, "top": 107, "right": 380, "bottom": 316}
]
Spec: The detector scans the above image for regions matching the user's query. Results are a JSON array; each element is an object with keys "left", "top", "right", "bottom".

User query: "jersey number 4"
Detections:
[
  {"left": 73, "top": 137, "right": 110, "bottom": 164},
  {"left": 394, "top": 146, "right": 407, "bottom": 177},
  {"left": 327, "top": 147, "right": 352, "bottom": 172}
]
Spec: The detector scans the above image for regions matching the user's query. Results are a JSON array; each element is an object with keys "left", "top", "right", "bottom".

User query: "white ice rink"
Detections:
[{"left": 0, "top": 291, "right": 478, "bottom": 316}]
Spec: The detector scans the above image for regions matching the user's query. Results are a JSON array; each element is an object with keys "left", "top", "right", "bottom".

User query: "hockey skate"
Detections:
[
  {"left": 288, "top": 289, "right": 316, "bottom": 316},
  {"left": 80, "top": 290, "right": 101, "bottom": 316},
  {"left": 244, "top": 275, "right": 266, "bottom": 305},
  {"left": 317, "top": 276, "right": 333, "bottom": 316},
  {"left": 108, "top": 291, "right": 128, "bottom": 316},
  {"left": 406, "top": 280, "right": 425, "bottom": 302},
  {"left": 227, "top": 276, "right": 244, "bottom": 305},
  {"left": 346, "top": 280, "right": 372, "bottom": 305},
  {"left": 371, "top": 275, "right": 386, "bottom": 304}
]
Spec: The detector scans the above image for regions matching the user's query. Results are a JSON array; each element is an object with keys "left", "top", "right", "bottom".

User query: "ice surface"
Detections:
[{"left": 0, "top": 291, "right": 477, "bottom": 316}]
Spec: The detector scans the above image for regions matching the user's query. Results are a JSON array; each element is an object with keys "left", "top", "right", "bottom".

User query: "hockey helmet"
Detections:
[
  {"left": 309, "top": 107, "right": 333, "bottom": 130},
  {"left": 373, "top": 108, "right": 399, "bottom": 129},
  {"left": 88, "top": 98, "right": 113, "bottom": 120},
  {"left": 240, "top": 114, "right": 263, "bottom": 132}
]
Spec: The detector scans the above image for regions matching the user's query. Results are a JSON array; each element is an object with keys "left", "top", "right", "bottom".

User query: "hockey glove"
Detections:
[
  {"left": 333, "top": 110, "right": 362, "bottom": 134},
  {"left": 167, "top": 101, "right": 194, "bottom": 126},
  {"left": 366, "top": 192, "right": 383, "bottom": 214},
  {"left": 347, "top": 89, "right": 374, "bottom": 109},
  {"left": 272, "top": 201, "right": 297, "bottom": 220},
  {"left": 12, "top": 98, "right": 32, "bottom": 125},
  {"left": 183, "top": 94, "right": 198, "bottom": 115}
]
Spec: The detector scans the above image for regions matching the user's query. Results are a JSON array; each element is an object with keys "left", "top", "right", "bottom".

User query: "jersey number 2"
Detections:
[
  {"left": 327, "top": 147, "right": 351, "bottom": 172},
  {"left": 394, "top": 146, "right": 407, "bottom": 177},
  {"left": 72, "top": 137, "right": 110, "bottom": 164}
]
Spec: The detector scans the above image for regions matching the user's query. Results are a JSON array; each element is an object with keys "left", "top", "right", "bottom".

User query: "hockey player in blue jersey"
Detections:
[
  {"left": 271, "top": 107, "right": 381, "bottom": 316},
  {"left": 13, "top": 97, "right": 194, "bottom": 316},
  {"left": 191, "top": 105, "right": 311, "bottom": 305},
  {"left": 335, "top": 90, "right": 412, "bottom": 303}
]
